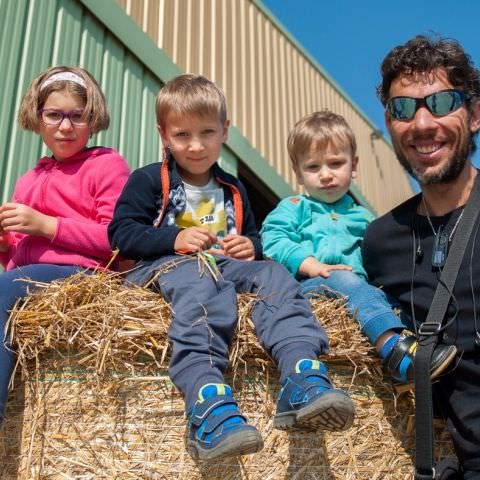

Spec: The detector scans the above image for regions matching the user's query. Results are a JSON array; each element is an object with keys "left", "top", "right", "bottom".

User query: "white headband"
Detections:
[{"left": 40, "top": 72, "right": 87, "bottom": 90}]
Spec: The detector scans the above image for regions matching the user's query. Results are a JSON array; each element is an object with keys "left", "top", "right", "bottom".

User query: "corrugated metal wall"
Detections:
[
  {"left": 116, "top": 0, "right": 414, "bottom": 214},
  {"left": 0, "top": 0, "right": 163, "bottom": 203}
]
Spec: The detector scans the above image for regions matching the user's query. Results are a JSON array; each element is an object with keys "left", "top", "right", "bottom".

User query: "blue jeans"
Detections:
[
  {"left": 0, "top": 264, "right": 85, "bottom": 421},
  {"left": 300, "top": 270, "right": 410, "bottom": 346}
]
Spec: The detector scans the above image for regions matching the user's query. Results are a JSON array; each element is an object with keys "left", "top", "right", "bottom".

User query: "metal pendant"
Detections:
[{"left": 431, "top": 226, "right": 449, "bottom": 268}]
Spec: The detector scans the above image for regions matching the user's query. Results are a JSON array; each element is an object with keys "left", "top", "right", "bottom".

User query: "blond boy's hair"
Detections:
[
  {"left": 287, "top": 111, "right": 357, "bottom": 169},
  {"left": 156, "top": 74, "right": 227, "bottom": 128},
  {"left": 18, "top": 66, "right": 109, "bottom": 134}
]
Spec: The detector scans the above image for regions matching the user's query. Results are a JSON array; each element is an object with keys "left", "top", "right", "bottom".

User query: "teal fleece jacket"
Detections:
[{"left": 261, "top": 194, "right": 374, "bottom": 279}]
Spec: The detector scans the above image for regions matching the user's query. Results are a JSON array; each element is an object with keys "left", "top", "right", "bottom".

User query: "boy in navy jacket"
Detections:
[{"left": 109, "top": 74, "right": 354, "bottom": 462}]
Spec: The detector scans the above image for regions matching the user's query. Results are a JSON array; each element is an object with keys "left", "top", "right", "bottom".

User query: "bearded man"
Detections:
[{"left": 363, "top": 35, "right": 480, "bottom": 479}]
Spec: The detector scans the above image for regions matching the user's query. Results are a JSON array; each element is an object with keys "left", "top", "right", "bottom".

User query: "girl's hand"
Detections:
[
  {"left": 0, "top": 203, "right": 57, "bottom": 240},
  {"left": 174, "top": 226, "right": 217, "bottom": 253},
  {"left": 221, "top": 234, "right": 255, "bottom": 261},
  {"left": 298, "top": 257, "right": 352, "bottom": 278}
]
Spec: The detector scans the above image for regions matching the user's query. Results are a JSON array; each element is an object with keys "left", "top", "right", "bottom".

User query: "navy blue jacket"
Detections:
[{"left": 108, "top": 157, "right": 262, "bottom": 261}]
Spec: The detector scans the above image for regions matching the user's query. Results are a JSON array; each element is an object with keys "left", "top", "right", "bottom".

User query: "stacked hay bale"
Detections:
[{"left": 0, "top": 270, "right": 453, "bottom": 479}]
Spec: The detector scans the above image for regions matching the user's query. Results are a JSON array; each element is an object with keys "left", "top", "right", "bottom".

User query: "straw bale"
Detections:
[{"left": 0, "top": 269, "right": 454, "bottom": 479}]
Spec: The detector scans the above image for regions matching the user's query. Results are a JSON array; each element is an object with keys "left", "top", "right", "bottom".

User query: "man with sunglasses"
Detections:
[{"left": 362, "top": 35, "right": 480, "bottom": 479}]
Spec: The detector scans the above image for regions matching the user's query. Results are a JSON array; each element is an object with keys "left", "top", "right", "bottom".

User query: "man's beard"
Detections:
[{"left": 392, "top": 133, "right": 474, "bottom": 186}]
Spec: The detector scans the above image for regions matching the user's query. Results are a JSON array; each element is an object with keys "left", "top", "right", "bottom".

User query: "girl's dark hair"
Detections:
[{"left": 377, "top": 35, "right": 480, "bottom": 108}]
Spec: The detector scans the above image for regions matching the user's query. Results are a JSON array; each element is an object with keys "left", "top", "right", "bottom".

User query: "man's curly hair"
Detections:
[{"left": 377, "top": 35, "right": 480, "bottom": 108}]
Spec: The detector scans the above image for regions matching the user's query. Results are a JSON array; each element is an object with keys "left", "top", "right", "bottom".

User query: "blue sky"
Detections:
[{"left": 261, "top": 0, "right": 480, "bottom": 167}]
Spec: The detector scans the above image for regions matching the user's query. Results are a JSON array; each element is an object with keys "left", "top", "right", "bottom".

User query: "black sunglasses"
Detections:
[{"left": 386, "top": 89, "right": 467, "bottom": 121}]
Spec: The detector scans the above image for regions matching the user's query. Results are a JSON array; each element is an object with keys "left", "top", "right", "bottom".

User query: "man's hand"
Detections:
[
  {"left": 298, "top": 256, "right": 352, "bottom": 278},
  {"left": 0, "top": 203, "right": 57, "bottom": 240},
  {"left": 174, "top": 226, "right": 217, "bottom": 253},
  {"left": 220, "top": 234, "right": 255, "bottom": 261}
]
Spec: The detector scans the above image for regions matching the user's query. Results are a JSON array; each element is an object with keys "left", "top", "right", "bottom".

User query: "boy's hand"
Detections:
[
  {"left": 0, "top": 203, "right": 57, "bottom": 240},
  {"left": 220, "top": 234, "right": 255, "bottom": 261},
  {"left": 299, "top": 257, "right": 352, "bottom": 278},
  {"left": 174, "top": 226, "right": 217, "bottom": 253}
]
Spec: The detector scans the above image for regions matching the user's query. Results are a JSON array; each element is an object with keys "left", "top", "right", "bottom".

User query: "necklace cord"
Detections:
[
  {"left": 411, "top": 211, "right": 460, "bottom": 335},
  {"left": 422, "top": 195, "right": 465, "bottom": 241}
]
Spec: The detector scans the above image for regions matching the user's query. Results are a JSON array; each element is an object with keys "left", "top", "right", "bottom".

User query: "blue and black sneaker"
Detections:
[
  {"left": 274, "top": 359, "right": 355, "bottom": 431},
  {"left": 382, "top": 332, "right": 457, "bottom": 392},
  {"left": 187, "top": 383, "right": 264, "bottom": 461}
]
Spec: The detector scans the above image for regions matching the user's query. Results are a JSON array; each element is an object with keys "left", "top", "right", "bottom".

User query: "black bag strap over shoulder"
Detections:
[{"left": 414, "top": 173, "right": 480, "bottom": 480}]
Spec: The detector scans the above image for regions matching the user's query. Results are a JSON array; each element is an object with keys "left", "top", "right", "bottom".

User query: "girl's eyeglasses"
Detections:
[
  {"left": 38, "top": 109, "right": 89, "bottom": 127},
  {"left": 386, "top": 89, "right": 467, "bottom": 121}
]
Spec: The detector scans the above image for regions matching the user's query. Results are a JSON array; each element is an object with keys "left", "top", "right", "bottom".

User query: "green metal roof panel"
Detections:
[
  {"left": 97, "top": 34, "right": 126, "bottom": 149},
  {"left": 119, "top": 55, "right": 144, "bottom": 164},
  {"left": 139, "top": 72, "right": 164, "bottom": 167},
  {"left": 0, "top": 0, "right": 29, "bottom": 195},
  {"left": 54, "top": 0, "right": 82, "bottom": 65},
  {"left": 80, "top": 13, "right": 105, "bottom": 74}
]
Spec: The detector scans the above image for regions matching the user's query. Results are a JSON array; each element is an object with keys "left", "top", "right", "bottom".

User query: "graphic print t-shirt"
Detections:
[{"left": 175, "top": 178, "right": 227, "bottom": 241}]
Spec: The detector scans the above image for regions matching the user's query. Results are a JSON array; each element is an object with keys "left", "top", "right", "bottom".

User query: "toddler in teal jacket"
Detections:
[{"left": 261, "top": 111, "right": 456, "bottom": 390}]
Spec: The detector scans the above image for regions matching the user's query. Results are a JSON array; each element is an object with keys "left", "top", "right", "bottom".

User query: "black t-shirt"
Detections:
[{"left": 362, "top": 193, "right": 480, "bottom": 353}]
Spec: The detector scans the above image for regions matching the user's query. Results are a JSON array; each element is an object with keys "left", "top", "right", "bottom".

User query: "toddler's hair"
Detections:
[
  {"left": 287, "top": 110, "right": 357, "bottom": 168},
  {"left": 156, "top": 74, "right": 227, "bottom": 128},
  {"left": 18, "top": 66, "right": 109, "bottom": 134}
]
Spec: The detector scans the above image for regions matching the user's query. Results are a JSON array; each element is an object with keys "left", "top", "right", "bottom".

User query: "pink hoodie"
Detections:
[{"left": 0, "top": 147, "right": 130, "bottom": 271}]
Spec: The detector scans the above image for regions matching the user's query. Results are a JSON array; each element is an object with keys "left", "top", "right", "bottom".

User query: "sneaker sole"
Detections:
[
  {"left": 393, "top": 345, "right": 458, "bottom": 394},
  {"left": 187, "top": 428, "right": 264, "bottom": 462},
  {"left": 273, "top": 390, "right": 355, "bottom": 432}
]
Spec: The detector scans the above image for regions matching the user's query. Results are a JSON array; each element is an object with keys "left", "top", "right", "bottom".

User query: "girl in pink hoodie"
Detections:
[{"left": 0, "top": 66, "right": 130, "bottom": 423}]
